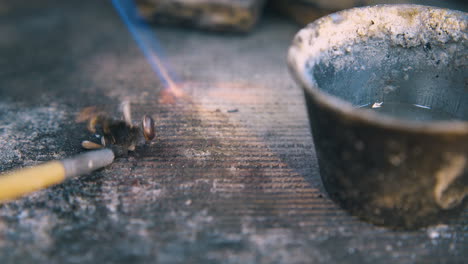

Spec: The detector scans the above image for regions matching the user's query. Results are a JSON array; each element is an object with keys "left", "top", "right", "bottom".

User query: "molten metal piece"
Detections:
[
  {"left": 78, "top": 101, "right": 156, "bottom": 155},
  {"left": 142, "top": 114, "right": 156, "bottom": 141}
]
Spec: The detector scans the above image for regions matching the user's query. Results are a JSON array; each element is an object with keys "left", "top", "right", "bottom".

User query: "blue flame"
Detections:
[{"left": 111, "top": 0, "right": 179, "bottom": 88}]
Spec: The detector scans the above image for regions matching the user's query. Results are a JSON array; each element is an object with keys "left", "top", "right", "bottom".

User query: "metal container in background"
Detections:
[{"left": 288, "top": 5, "right": 468, "bottom": 229}]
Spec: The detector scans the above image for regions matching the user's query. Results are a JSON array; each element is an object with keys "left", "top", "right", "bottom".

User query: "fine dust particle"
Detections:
[
  {"left": 427, "top": 225, "right": 450, "bottom": 240},
  {"left": 428, "top": 229, "right": 439, "bottom": 239}
]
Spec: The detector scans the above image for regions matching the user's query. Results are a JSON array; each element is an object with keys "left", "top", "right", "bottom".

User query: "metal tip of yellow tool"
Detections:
[{"left": 0, "top": 149, "right": 114, "bottom": 203}]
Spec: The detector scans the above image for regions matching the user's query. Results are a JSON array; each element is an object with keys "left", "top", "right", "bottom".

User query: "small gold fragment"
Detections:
[{"left": 81, "top": 140, "right": 104, "bottom": 150}]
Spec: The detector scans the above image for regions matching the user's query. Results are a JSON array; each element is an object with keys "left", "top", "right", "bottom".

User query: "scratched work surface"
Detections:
[{"left": 0, "top": 0, "right": 467, "bottom": 263}]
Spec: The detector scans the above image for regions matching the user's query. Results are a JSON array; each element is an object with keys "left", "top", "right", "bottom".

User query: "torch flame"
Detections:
[{"left": 112, "top": 0, "right": 185, "bottom": 103}]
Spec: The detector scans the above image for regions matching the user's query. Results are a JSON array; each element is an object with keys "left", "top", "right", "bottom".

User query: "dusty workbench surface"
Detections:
[{"left": 0, "top": 0, "right": 467, "bottom": 263}]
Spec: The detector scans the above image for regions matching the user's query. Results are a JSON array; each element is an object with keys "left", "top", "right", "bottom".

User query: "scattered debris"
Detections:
[
  {"left": 372, "top": 102, "right": 383, "bottom": 108},
  {"left": 77, "top": 101, "right": 155, "bottom": 155}
]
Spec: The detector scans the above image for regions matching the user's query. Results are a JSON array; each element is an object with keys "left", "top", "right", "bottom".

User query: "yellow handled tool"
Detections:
[{"left": 0, "top": 149, "right": 114, "bottom": 203}]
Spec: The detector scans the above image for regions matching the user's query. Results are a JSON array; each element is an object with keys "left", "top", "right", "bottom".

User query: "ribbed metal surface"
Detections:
[{"left": 0, "top": 0, "right": 466, "bottom": 263}]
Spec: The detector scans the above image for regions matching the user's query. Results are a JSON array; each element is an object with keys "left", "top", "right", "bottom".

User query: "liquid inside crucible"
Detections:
[
  {"left": 360, "top": 102, "right": 458, "bottom": 122},
  {"left": 311, "top": 39, "right": 467, "bottom": 123}
]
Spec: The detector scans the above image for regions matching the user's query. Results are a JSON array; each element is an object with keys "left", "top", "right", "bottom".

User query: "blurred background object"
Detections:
[
  {"left": 135, "top": 0, "right": 467, "bottom": 31},
  {"left": 135, "top": 0, "right": 267, "bottom": 32}
]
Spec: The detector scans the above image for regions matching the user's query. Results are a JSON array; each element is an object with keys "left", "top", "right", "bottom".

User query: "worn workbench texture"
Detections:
[{"left": 0, "top": 0, "right": 467, "bottom": 263}]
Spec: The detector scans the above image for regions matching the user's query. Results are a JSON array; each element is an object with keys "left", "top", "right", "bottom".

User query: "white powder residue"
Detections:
[
  {"left": 0, "top": 101, "right": 67, "bottom": 169},
  {"left": 288, "top": 5, "right": 466, "bottom": 87}
]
